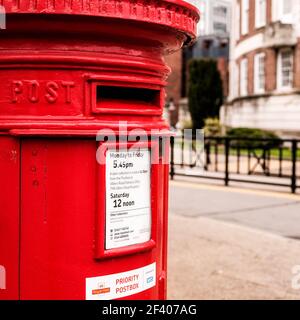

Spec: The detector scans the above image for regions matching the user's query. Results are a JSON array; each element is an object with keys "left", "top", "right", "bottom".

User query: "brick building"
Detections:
[
  {"left": 165, "top": 51, "right": 183, "bottom": 127},
  {"left": 221, "top": 0, "right": 300, "bottom": 137}
]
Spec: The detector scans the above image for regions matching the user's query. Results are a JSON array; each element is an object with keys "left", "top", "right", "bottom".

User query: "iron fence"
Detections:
[{"left": 170, "top": 135, "right": 300, "bottom": 194}]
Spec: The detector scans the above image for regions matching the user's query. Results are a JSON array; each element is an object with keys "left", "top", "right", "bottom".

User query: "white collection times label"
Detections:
[
  {"left": 105, "top": 148, "right": 151, "bottom": 250},
  {"left": 86, "top": 263, "right": 156, "bottom": 300}
]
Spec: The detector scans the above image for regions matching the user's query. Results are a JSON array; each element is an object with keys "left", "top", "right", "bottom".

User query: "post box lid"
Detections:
[{"left": 3, "top": 0, "right": 199, "bottom": 45}]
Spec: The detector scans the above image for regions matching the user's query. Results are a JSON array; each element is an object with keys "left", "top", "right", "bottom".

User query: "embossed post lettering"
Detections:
[
  {"left": 45, "top": 81, "right": 59, "bottom": 103},
  {"left": 28, "top": 80, "right": 40, "bottom": 103},
  {"left": 11, "top": 81, "right": 23, "bottom": 103},
  {"left": 10, "top": 80, "right": 75, "bottom": 104},
  {"left": 62, "top": 81, "right": 75, "bottom": 104}
]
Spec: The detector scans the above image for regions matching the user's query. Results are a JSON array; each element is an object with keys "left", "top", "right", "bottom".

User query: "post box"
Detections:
[{"left": 0, "top": 0, "right": 198, "bottom": 300}]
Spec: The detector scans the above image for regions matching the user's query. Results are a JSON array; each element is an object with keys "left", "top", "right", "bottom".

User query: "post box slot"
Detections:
[{"left": 96, "top": 85, "right": 161, "bottom": 110}]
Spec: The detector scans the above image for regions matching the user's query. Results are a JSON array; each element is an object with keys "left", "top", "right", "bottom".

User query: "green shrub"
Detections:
[
  {"left": 204, "top": 118, "right": 222, "bottom": 137},
  {"left": 188, "top": 59, "right": 223, "bottom": 130},
  {"left": 226, "top": 127, "right": 282, "bottom": 149}
]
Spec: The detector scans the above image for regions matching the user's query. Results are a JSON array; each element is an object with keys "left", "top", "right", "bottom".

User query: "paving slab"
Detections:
[{"left": 168, "top": 214, "right": 300, "bottom": 300}]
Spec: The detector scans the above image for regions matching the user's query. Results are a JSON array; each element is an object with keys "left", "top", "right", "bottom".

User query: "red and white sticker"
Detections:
[{"left": 86, "top": 262, "right": 156, "bottom": 300}]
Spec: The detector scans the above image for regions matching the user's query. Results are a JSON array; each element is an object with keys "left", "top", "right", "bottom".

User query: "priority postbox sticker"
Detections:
[
  {"left": 105, "top": 148, "right": 151, "bottom": 249},
  {"left": 85, "top": 262, "right": 156, "bottom": 300}
]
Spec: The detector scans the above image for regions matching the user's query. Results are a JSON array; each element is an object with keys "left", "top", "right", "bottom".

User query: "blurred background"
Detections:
[{"left": 167, "top": 0, "right": 300, "bottom": 300}]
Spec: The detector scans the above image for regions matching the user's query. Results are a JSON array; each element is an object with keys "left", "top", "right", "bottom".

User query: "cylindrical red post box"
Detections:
[{"left": 0, "top": 0, "right": 198, "bottom": 300}]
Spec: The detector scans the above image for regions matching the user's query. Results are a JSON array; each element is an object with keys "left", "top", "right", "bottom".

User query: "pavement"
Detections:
[{"left": 168, "top": 178, "right": 300, "bottom": 300}]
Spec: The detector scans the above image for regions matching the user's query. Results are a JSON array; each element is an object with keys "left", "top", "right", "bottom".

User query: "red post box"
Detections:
[{"left": 0, "top": 0, "right": 198, "bottom": 300}]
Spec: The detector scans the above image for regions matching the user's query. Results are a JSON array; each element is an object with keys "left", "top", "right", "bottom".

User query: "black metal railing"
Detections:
[{"left": 170, "top": 135, "right": 300, "bottom": 193}]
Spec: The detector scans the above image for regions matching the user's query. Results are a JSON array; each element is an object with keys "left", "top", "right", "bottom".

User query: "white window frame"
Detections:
[
  {"left": 255, "top": 0, "right": 266, "bottom": 28},
  {"left": 254, "top": 53, "right": 266, "bottom": 94},
  {"left": 277, "top": 48, "right": 294, "bottom": 91},
  {"left": 240, "top": 58, "right": 248, "bottom": 96},
  {"left": 279, "top": 0, "right": 293, "bottom": 24},
  {"left": 236, "top": 2, "right": 241, "bottom": 41},
  {"left": 232, "top": 61, "right": 240, "bottom": 98},
  {"left": 241, "top": 0, "right": 249, "bottom": 35}
]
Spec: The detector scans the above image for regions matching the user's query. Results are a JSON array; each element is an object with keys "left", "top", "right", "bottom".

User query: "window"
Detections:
[
  {"left": 255, "top": 0, "right": 266, "bottom": 28},
  {"left": 203, "top": 39, "right": 212, "bottom": 50},
  {"left": 236, "top": 2, "right": 240, "bottom": 40},
  {"left": 213, "top": 22, "right": 227, "bottom": 34},
  {"left": 282, "top": 0, "right": 292, "bottom": 15},
  {"left": 254, "top": 53, "right": 265, "bottom": 93},
  {"left": 240, "top": 58, "right": 248, "bottom": 96},
  {"left": 220, "top": 40, "right": 228, "bottom": 49},
  {"left": 277, "top": 49, "right": 294, "bottom": 90},
  {"left": 234, "top": 61, "right": 240, "bottom": 97},
  {"left": 279, "top": 0, "right": 292, "bottom": 23},
  {"left": 213, "top": 6, "right": 228, "bottom": 18},
  {"left": 241, "top": 0, "right": 249, "bottom": 35}
]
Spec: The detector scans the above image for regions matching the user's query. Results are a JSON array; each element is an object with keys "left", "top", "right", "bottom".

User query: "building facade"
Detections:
[
  {"left": 221, "top": 0, "right": 300, "bottom": 137},
  {"left": 165, "top": 0, "right": 231, "bottom": 128},
  {"left": 197, "top": 0, "right": 232, "bottom": 36},
  {"left": 165, "top": 51, "right": 183, "bottom": 127}
]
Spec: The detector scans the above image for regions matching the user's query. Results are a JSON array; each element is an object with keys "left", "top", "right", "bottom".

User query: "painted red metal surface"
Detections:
[
  {"left": 0, "top": 0, "right": 199, "bottom": 300},
  {"left": 0, "top": 137, "right": 20, "bottom": 300}
]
